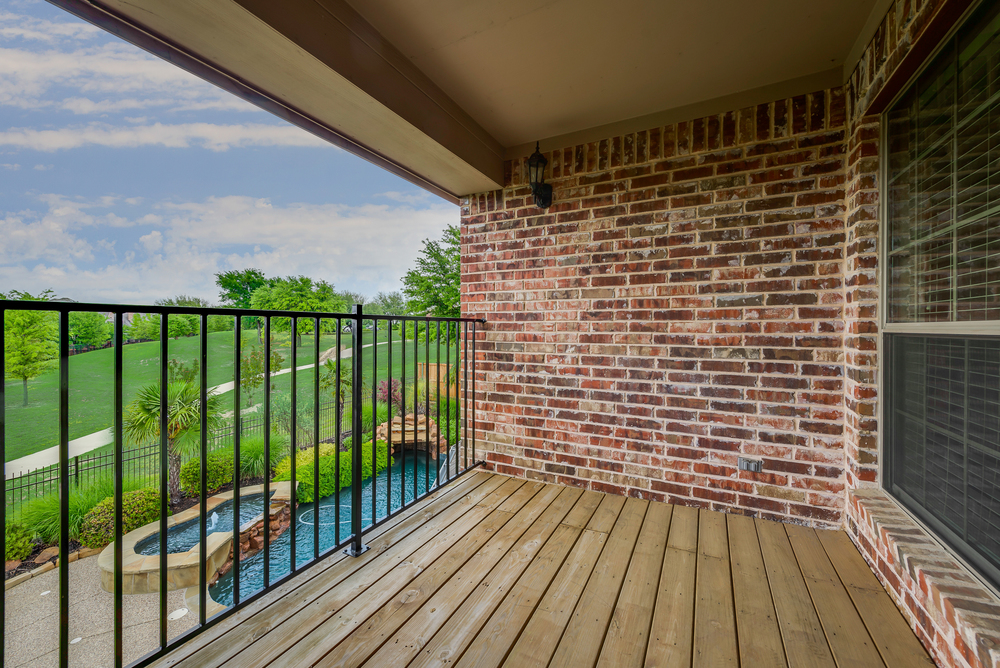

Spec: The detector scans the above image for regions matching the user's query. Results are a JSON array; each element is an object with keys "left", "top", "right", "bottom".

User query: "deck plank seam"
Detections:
[
  {"left": 158, "top": 471, "right": 497, "bottom": 668},
  {"left": 301, "top": 480, "right": 554, "bottom": 667}
]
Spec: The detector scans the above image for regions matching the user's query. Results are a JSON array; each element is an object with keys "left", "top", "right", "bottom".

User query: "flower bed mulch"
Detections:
[{"left": 5, "top": 540, "right": 81, "bottom": 581}]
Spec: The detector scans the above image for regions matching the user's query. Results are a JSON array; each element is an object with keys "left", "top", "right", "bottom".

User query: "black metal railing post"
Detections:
[
  {"left": 289, "top": 317, "right": 297, "bottom": 573},
  {"left": 313, "top": 317, "right": 320, "bottom": 561},
  {"left": 113, "top": 312, "right": 124, "bottom": 668},
  {"left": 158, "top": 313, "right": 168, "bottom": 649},
  {"left": 1, "top": 306, "right": 6, "bottom": 668},
  {"left": 233, "top": 315, "right": 242, "bottom": 607},
  {"left": 345, "top": 304, "right": 368, "bottom": 557},
  {"left": 198, "top": 314, "right": 208, "bottom": 626},
  {"left": 263, "top": 316, "right": 271, "bottom": 588},
  {"left": 58, "top": 310, "right": 69, "bottom": 668}
]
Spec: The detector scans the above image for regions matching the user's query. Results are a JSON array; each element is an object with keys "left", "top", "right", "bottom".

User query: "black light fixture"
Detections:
[{"left": 526, "top": 142, "right": 552, "bottom": 208}]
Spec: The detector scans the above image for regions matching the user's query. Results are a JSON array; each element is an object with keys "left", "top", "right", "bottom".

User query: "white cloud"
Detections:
[
  {"left": 1, "top": 163, "right": 19, "bottom": 170},
  {"left": 33, "top": 164, "right": 51, "bottom": 170},
  {"left": 0, "top": 43, "right": 259, "bottom": 114},
  {"left": 377, "top": 190, "right": 434, "bottom": 205},
  {"left": 0, "top": 122, "right": 329, "bottom": 151},
  {"left": 0, "top": 11, "right": 101, "bottom": 43},
  {"left": 0, "top": 194, "right": 458, "bottom": 304}
]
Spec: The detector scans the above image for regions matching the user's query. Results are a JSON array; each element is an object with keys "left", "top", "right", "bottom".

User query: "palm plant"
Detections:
[{"left": 123, "top": 381, "right": 223, "bottom": 500}]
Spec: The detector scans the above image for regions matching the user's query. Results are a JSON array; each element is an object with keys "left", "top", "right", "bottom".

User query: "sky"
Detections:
[{"left": 0, "top": 0, "right": 458, "bottom": 305}]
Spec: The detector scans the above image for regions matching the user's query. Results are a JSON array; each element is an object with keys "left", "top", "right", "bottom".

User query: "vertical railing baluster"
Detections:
[
  {"left": 158, "top": 313, "right": 168, "bottom": 649},
  {"left": 233, "top": 315, "right": 242, "bottom": 607},
  {"left": 473, "top": 321, "right": 478, "bottom": 465},
  {"left": 290, "top": 317, "right": 297, "bottom": 573},
  {"left": 413, "top": 319, "right": 418, "bottom": 503},
  {"left": 1, "top": 306, "right": 6, "bottom": 668},
  {"left": 445, "top": 322, "right": 451, "bottom": 484},
  {"left": 313, "top": 317, "right": 320, "bottom": 561},
  {"left": 463, "top": 322, "right": 470, "bottom": 471},
  {"left": 435, "top": 321, "right": 441, "bottom": 490},
  {"left": 113, "top": 311, "right": 124, "bottom": 668},
  {"left": 399, "top": 322, "right": 405, "bottom": 493},
  {"left": 425, "top": 321, "right": 430, "bottom": 494},
  {"left": 346, "top": 305, "right": 368, "bottom": 556},
  {"left": 199, "top": 314, "right": 208, "bottom": 626},
  {"left": 371, "top": 318, "right": 377, "bottom": 526},
  {"left": 263, "top": 317, "right": 271, "bottom": 588},
  {"left": 58, "top": 310, "right": 69, "bottom": 668},
  {"left": 334, "top": 320, "right": 341, "bottom": 548},
  {"left": 387, "top": 320, "right": 393, "bottom": 514}
]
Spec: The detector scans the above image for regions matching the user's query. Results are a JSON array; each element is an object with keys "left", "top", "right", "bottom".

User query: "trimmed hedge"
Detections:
[
  {"left": 179, "top": 450, "right": 233, "bottom": 496},
  {"left": 5, "top": 521, "right": 33, "bottom": 561},
  {"left": 79, "top": 488, "right": 166, "bottom": 549},
  {"left": 179, "top": 433, "right": 289, "bottom": 496},
  {"left": 273, "top": 440, "right": 390, "bottom": 504}
]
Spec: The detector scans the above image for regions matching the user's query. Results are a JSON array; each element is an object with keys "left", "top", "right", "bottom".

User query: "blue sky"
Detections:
[{"left": 0, "top": 0, "right": 458, "bottom": 304}]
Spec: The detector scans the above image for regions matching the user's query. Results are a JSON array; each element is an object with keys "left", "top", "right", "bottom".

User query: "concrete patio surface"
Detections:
[{"left": 4, "top": 553, "right": 195, "bottom": 667}]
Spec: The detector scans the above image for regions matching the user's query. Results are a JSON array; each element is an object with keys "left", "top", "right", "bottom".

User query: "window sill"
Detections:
[{"left": 849, "top": 488, "right": 1000, "bottom": 668}]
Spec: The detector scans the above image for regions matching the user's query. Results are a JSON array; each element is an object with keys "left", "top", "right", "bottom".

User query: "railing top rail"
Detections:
[{"left": 0, "top": 300, "right": 486, "bottom": 323}]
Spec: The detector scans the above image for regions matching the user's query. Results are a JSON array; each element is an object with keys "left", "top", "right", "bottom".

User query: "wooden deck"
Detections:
[{"left": 152, "top": 472, "right": 935, "bottom": 668}]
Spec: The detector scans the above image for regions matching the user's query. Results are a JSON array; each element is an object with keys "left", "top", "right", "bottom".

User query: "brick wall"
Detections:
[{"left": 462, "top": 89, "right": 852, "bottom": 528}]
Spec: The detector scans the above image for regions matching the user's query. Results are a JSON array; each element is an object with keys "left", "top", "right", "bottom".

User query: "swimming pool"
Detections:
[{"left": 209, "top": 452, "right": 438, "bottom": 606}]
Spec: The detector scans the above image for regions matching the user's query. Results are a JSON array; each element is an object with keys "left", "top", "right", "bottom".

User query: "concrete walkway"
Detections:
[
  {"left": 2, "top": 554, "right": 194, "bottom": 667},
  {"left": 4, "top": 341, "right": 390, "bottom": 479}
]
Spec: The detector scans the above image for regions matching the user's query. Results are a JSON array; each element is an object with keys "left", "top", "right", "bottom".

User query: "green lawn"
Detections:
[{"left": 4, "top": 325, "right": 462, "bottom": 463}]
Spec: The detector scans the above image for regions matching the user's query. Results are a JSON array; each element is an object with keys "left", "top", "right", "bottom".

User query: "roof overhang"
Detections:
[{"left": 50, "top": 0, "right": 916, "bottom": 201}]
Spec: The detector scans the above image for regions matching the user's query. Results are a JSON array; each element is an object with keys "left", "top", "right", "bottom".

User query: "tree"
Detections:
[
  {"left": 69, "top": 311, "right": 111, "bottom": 348},
  {"left": 249, "top": 276, "right": 346, "bottom": 346},
  {"left": 216, "top": 269, "right": 270, "bottom": 309},
  {"left": 123, "top": 381, "right": 222, "bottom": 500},
  {"left": 125, "top": 313, "right": 160, "bottom": 341},
  {"left": 238, "top": 331, "right": 286, "bottom": 408},
  {"left": 402, "top": 224, "right": 460, "bottom": 318},
  {"left": 320, "top": 358, "right": 365, "bottom": 445},
  {"left": 216, "top": 268, "right": 273, "bottom": 342},
  {"left": 3, "top": 290, "right": 58, "bottom": 406}
]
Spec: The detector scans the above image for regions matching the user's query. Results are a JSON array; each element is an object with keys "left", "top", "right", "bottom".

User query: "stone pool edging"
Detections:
[{"left": 97, "top": 482, "right": 295, "bottom": 596}]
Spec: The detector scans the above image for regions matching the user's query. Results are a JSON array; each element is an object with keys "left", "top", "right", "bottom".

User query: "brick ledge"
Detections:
[{"left": 849, "top": 488, "right": 1000, "bottom": 668}]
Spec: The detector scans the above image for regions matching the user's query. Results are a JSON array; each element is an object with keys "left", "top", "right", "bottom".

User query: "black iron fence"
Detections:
[{"left": 0, "top": 300, "right": 482, "bottom": 668}]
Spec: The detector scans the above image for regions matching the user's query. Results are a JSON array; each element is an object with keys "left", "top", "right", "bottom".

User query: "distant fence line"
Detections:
[{"left": 5, "top": 400, "right": 340, "bottom": 521}]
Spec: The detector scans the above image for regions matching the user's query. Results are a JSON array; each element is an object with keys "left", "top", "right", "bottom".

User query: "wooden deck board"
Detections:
[
  {"left": 148, "top": 474, "right": 933, "bottom": 668},
  {"left": 728, "top": 514, "right": 785, "bottom": 667}
]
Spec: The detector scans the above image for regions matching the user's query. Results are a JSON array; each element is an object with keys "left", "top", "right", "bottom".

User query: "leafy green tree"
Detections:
[
  {"left": 123, "top": 381, "right": 223, "bottom": 500},
  {"left": 125, "top": 313, "right": 160, "bottom": 341},
  {"left": 250, "top": 276, "right": 346, "bottom": 346},
  {"left": 216, "top": 268, "right": 273, "bottom": 342},
  {"left": 216, "top": 269, "right": 271, "bottom": 309},
  {"left": 320, "top": 358, "right": 367, "bottom": 445},
  {"left": 369, "top": 290, "right": 409, "bottom": 317},
  {"left": 238, "top": 332, "right": 285, "bottom": 408},
  {"left": 3, "top": 290, "right": 58, "bottom": 406},
  {"left": 69, "top": 311, "right": 111, "bottom": 348},
  {"left": 402, "top": 224, "right": 460, "bottom": 318}
]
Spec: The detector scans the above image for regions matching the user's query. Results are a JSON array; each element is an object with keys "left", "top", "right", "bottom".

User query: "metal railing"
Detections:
[{"left": 0, "top": 300, "right": 483, "bottom": 668}]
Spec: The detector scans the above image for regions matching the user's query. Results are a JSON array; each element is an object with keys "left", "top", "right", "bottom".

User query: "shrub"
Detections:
[
  {"left": 179, "top": 449, "right": 233, "bottom": 496},
  {"left": 20, "top": 474, "right": 148, "bottom": 543},
  {"left": 79, "top": 488, "right": 166, "bottom": 549},
  {"left": 360, "top": 401, "right": 390, "bottom": 435},
  {"left": 273, "top": 440, "right": 390, "bottom": 504},
  {"left": 377, "top": 380, "right": 402, "bottom": 414},
  {"left": 237, "top": 433, "right": 287, "bottom": 480},
  {"left": 5, "top": 521, "right": 33, "bottom": 561}
]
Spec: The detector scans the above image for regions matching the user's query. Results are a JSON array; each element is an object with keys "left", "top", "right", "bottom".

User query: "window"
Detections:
[{"left": 886, "top": 0, "right": 1000, "bottom": 587}]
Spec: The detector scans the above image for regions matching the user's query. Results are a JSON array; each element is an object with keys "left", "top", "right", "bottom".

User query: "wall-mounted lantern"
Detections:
[{"left": 526, "top": 142, "right": 553, "bottom": 209}]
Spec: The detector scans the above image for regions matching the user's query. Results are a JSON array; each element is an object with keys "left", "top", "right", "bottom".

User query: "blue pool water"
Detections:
[
  {"left": 209, "top": 453, "right": 438, "bottom": 607},
  {"left": 135, "top": 494, "right": 269, "bottom": 556}
]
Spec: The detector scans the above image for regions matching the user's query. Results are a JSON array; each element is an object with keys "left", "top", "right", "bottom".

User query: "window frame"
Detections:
[{"left": 879, "top": 0, "right": 1000, "bottom": 595}]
